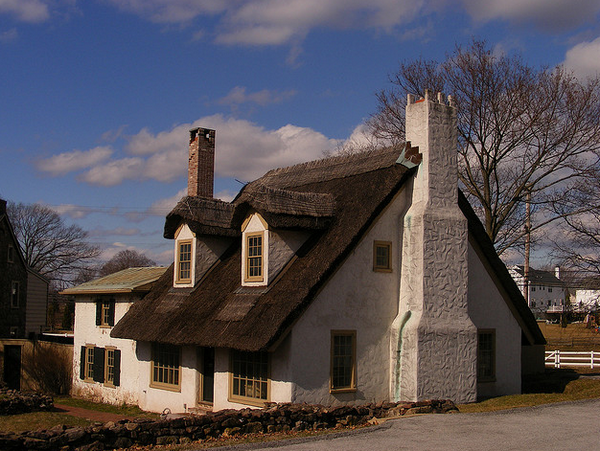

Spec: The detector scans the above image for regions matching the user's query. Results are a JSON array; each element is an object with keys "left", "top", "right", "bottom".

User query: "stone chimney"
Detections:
[
  {"left": 392, "top": 90, "right": 477, "bottom": 404},
  {"left": 0, "top": 199, "right": 6, "bottom": 215},
  {"left": 188, "top": 127, "right": 216, "bottom": 198},
  {"left": 555, "top": 266, "right": 560, "bottom": 280}
]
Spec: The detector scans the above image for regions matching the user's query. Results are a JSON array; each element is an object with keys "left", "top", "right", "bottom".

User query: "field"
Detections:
[{"left": 539, "top": 322, "right": 600, "bottom": 351}]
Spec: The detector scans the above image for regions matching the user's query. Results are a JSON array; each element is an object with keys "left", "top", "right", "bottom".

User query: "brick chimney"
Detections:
[
  {"left": 0, "top": 198, "right": 6, "bottom": 215},
  {"left": 188, "top": 127, "right": 216, "bottom": 198}
]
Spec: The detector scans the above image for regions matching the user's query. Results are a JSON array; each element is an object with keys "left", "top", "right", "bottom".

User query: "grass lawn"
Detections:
[
  {"left": 0, "top": 397, "right": 157, "bottom": 434},
  {"left": 539, "top": 322, "right": 600, "bottom": 351},
  {"left": 459, "top": 369, "right": 600, "bottom": 413}
]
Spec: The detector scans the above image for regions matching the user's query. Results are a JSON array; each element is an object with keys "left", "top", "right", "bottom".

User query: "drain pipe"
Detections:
[{"left": 394, "top": 310, "right": 411, "bottom": 401}]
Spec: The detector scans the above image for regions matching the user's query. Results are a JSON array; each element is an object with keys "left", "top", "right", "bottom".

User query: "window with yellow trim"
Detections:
[
  {"left": 373, "top": 241, "right": 392, "bottom": 272},
  {"left": 229, "top": 350, "right": 269, "bottom": 406},
  {"left": 151, "top": 343, "right": 181, "bottom": 391},
  {"left": 84, "top": 346, "right": 95, "bottom": 382},
  {"left": 478, "top": 330, "right": 496, "bottom": 382},
  {"left": 176, "top": 240, "right": 192, "bottom": 283},
  {"left": 245, "top": 233, "right": 264, "bottom": 282},
  {"left": 330, "top": 331, "right": 356, "bottom": 392}
]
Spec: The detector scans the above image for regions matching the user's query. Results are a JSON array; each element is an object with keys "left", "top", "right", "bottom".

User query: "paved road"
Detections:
[{"left": 216, "top": 399, "right": 600, "bottom": 451}]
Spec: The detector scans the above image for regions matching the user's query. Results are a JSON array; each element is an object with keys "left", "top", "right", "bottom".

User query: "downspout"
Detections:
[{"left": 394, "top": 310, "right": 411, "bottom": 401}]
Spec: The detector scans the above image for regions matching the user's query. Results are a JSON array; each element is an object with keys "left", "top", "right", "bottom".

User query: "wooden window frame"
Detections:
[
  {"left": 10, "top": 281, "right": 19, "bottom": 308},
  {"left": 244, "top": 232, "right": 264, "bottom": 283},
  {"left": 104, "top": 347, "right": 116, "bottom": 388},
  {"left": 84, "top": 345, "right": 95, "bottom": 382},
  {"left": 176, "top": 239, "right": 193, "bottom": 284},
  {"left": 229, "top": 350, "right": 270, "bottom": 407},
  {"left": 330, "top": 330, "right": 357, "bottom": 393},
  {"left": 373, "top": 241, "right": 392, "bottom": 272},
  {"left": 150, "top": 343, "right": 181, "bottom": 392},
  {"left": 96, "top": 298, "right": 115, "bottom": 327},
  {"left": 477, "top": 329, "right": 496, "bottom": 382},
  {"left": 7, "top": 244, "right": 14, "bottom": 263}
]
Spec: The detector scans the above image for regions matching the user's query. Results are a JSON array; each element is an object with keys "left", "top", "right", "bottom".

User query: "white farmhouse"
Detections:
[
  {"left": 69, "top": 91, "right": 545, "bottom": 413},
  {"left": 508, "top": 266, "right": 566, "bottom": 319},
  {"left": 63, "top": 267, "right": 166, "bottom": 405}
]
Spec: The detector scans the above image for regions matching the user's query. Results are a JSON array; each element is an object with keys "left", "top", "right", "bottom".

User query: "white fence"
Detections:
[{"left": 545, "top": 350, "right": 600, "bottom": 369}]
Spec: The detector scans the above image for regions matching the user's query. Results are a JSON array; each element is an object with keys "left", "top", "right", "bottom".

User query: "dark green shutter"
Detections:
[
  {"left": 108, "top": 299, "right": 116, "bottom": 326},
  {"left": 95, "top": 300, "right": 102, "bottom": 326},
  {"left": 113, "top": 349, "right": 121, "bottom": 387},
  {"left": 93, "top": 347, "right": 105, "bottom": 383},
  {"left": 80, "top": 346, "right": 86, "bottom": 379}
]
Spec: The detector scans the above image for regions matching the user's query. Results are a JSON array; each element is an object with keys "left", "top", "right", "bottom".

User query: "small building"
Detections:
[
  {"left": 61, "top": 267, "right": 167, "bottom": 405},
  {"left": 0, "top": 199, "right": 50, "bottom": 390},
  {"left": 70, "top": 91, "right": 545, "bottom": 413},
  {"left": 509, "top": 266, "right": 566, "bottom": 319}
]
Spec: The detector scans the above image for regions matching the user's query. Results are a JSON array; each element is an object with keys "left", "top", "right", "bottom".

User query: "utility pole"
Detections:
[{"left": 524, "top": 192, "right": 531, "bottom": 305}]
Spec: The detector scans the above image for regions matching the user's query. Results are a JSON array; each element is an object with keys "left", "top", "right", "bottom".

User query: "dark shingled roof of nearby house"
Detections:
[
  {"left": 511, "top": 265, "right": 564, "bottom": 287},
  {"left": 111, "top": 146, "right": 545, "bottom": 350}
]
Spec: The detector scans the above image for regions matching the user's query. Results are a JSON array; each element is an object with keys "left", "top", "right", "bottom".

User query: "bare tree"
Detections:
[
  {"left": 368, "top": 40, "right": 600, "bottom": 256},
  {"left": 99, "top": 249, "right": 156, "bottom": 277},
  {"left": 551, "top": 169, "right": 600, "bottom": 278},
  {"left": 8, "top": 202, "right": 100, "bottom": 287}
]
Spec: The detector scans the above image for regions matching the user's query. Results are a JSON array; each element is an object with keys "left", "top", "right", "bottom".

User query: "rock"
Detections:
[{"left": 245, "top": 421, "right": 264, "bottom": 434}]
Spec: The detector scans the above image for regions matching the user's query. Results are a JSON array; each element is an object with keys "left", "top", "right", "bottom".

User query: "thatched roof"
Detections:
[
  {"left": 112, "top": 145, "right": 545, "bottom": 349},
  {"left": 164, "top": 196, "right": 237, "bottom": 238},
  {"left": 112, "top": 147, "right": 414, "bottom": 349}
]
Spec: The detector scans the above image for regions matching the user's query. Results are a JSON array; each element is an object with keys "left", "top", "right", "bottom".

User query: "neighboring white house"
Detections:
[
  {"left": 62, "top": 267, "right": 166, "bottom": 406},
  {"left": 508, "top": 266, "right": 566, "bottom": 319},
  {"left": 69, "top": 91, "right": 545, "bottom": 414}
]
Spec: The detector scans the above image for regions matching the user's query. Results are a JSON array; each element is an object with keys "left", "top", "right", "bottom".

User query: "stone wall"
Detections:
[
  {"left": 0, "top": 387, "right": 53, "bottom": 415},
  {"left": 0, "top": 399, "right": 457, "bottom": 451}
]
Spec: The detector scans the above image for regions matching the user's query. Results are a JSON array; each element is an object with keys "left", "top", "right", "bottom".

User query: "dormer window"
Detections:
[
  {"left": 173, "top": 224, "right": 196, "bottom": 288},
  {"left": 177, "top": 240, "right": 192, "bottom": 283},
  {"left": 245, "top": 232, "right": 264, "bottom": 282}
]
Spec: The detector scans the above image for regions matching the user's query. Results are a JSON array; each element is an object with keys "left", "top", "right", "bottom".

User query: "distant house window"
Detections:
[
  {"left": 95, "top": 299, "right": 115, "bottom": 327},
  {"left": 477, "top": 330, "right": 496, "bottom": 382},
  {"left": 10, "top": 281, "right": 19, "bottom": 308},
  {"left": 7, "top": 244, "right": 14, "bottom": 263},
  {"left": 229, "top": 350, "right": 269, "bottom": 406},
  {"left": 176, "top": 240, "right": 192, "bottom": 283},
  {"left": 548, "top": 288, "right": 553, "bottom": 293},
  {"left": 151, "top": 343, "right": 181, "bottom": 391},
  {"left": 330, "top": 330, "right": 356, "bottom": 393},
  {"left": 373, "top": 241, "right": 392, "bottom": 272},
  {"left": 245, "top": 233, "right": 264, "bottom": 282},
  {"left": 531, "top": 286, "right": 536, "bottom": 292}
]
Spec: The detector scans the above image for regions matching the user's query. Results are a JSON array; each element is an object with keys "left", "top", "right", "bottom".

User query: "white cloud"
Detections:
[
  {"left": 563, "top": 37, "right": 600, "bottom": 79},
  {"left": 39, "top": 116, "right": 340, "bottom": 187},
  {"left": 0, "top": 27, "right": 18, "bottom": 43},
  {"left": 79, "top": 157, "right": 144, "bottom": 186},
  {"left": 0, "top": 0, "right": 50, "bottom": 23},
  {"left": 147, "top": 189, "right": 187, "bottom": 216},
  {"left": 461, "top": 0, "right": 600, "bottom": 31},
  {"left": 36, "top": 146, "right": 113, "bottom": 176},
  {"left": 108, "top": 0, "right": 424, "bottom": 46},
  {"left": 51, "top": 203, "right": 97, "bottom": 219},
  {"left": 89, "top": 226, "right": 141, "bottom": 237},
  {"left": 218, "top": 86, "right": 297, "bottom": 107}
]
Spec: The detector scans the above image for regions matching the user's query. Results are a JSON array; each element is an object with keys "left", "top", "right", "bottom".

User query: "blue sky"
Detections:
[{"left": 1, "top": 0, "right": 599, "bottom": 267}]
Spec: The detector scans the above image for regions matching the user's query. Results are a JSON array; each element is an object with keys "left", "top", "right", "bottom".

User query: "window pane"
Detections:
[
  {"left": 231, "top": 350, "right": 269, "bottom": 401},
  {"left": 152, "top": 343, "right": 181, "bottom": 388},
  {"left": 331, "top": 333, "right": 355, "bottom": 390}
]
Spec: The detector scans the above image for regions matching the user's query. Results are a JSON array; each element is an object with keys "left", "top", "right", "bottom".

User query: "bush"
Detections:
[{"left": 21, "top": 343, "right": 72, "bottom": 395}]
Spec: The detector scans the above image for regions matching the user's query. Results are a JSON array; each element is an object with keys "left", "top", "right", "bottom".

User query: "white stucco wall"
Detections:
[
  {"left": 467, "top": 241, "right": 522, "bottom": 398},
  {"left": 72, "top": 296, "right": 140, "bottom": 406},
  {"left": 274, "top": 187, "right": 411, "bottom": 406},
  {"left": 135, "top": 343, "right": 201, "bottom": 413}
]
